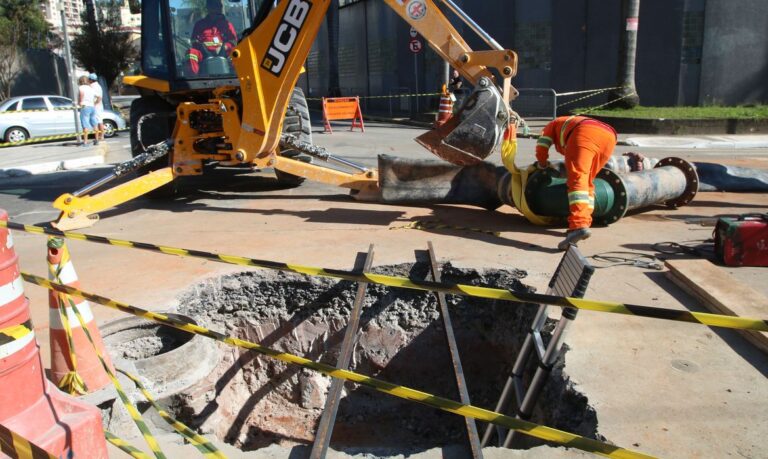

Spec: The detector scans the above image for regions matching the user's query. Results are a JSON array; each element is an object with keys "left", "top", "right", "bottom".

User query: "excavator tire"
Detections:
[
  {"left": 129, "top": 95, "right": 177, "bottom": 198},
  {"left": 275, "top": 87, "right": 313, "bottom": 187}
]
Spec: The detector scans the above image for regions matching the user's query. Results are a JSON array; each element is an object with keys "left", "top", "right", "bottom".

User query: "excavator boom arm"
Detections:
[{"left": 232, "top": 0, "right": 517, "bottom": 163}]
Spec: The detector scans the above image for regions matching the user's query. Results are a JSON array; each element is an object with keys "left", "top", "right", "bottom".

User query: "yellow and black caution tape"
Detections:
[
  {"left": 556, "top": 86, "right": 629, "bottom": 109},
  {"left": 307, "top": 92, "right": 442, "bottom": 101},
  {"left": 64, "top": 293, "right": 166, "bottom": 459},
  {"left": 49, "top": 238, "right": 88, "bottom": 396},
  {"left": 0, "top": 127, "right": 129, "bottom": 148},
  {"left": 0, "top": 319, "right": 34, "bottom": 348},
  {"left": 575, "top": 92, "right": 638, "bottom": 117},
  {"left": 390, "top": 219, "right": 500, "bottom": 237},
  {"left": 0, "top": 424, "right": 57, "bottom": 459},
  {"left": 4, "top": 220, "right": 766, "bottom": 332},
  {"left": 105, "top": 431, "right": 153, "bottom": 459},
  {"left": 117, "top": 369, "right": 227, "bottom": 459},
  {"left": 0, "top": 107, "right": 85, "bottom": 115},
  {"left": 45, "top": 239, "right": 167, "bottom": 459},
  {"left": 21, "top": 273, "right": 655, "bottom": 459}
]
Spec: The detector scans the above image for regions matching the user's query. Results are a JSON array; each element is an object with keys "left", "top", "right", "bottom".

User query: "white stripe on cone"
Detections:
[
  {"left": 0, "top": 330, "right": 35, "bottom": 359},
  {"left": 50, "top": 261, "right": 78, "bottom": 285},
  {"left": 49, "top": 300, "right": 95, "bottom": 330},
  {"left": 5, "top": 230, "right": 12, "bottom": 249},
  {"left": 0, "top": 276, "right": 24, "bottom": 307}
]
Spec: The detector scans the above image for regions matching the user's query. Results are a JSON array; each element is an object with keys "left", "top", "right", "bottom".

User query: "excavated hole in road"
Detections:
[{"left": 154, "top": 263, "right": 602, "bottom": 454}]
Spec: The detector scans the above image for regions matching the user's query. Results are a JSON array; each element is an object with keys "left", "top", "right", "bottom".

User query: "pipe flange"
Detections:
[
  {"left": 655, "top": 157, "right": 699, "bottom": 208},
  {"left": 497, "top": 171, "right": 514, "bottom": 207},
  {"left": 594, "top": 168, "right": 629, "bottom": 226}
]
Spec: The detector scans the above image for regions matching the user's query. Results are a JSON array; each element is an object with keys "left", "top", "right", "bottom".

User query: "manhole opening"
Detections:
[
  {"left": 105, "top": 319, "right": 195, "bottom": 361},
  {"left": 151, "top": 263, "right": 600, "bottom": 454}
]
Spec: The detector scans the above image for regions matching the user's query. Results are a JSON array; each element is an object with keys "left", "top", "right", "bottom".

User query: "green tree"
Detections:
[
  {"left": 0, "top": 0, "right": 50, "bottom": 99},
  {"left": 72, "top": 0, "right": 138, "bottom": 91}
]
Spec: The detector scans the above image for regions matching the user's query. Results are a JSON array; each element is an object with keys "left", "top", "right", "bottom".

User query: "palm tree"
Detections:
[{"left": 610, "top": 0, "right": 640, "bottom": 108}]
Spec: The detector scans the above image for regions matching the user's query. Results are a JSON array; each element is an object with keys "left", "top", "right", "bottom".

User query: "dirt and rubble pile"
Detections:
[{"left": 133, "top": 262, "right": 605, "bottom": 454}]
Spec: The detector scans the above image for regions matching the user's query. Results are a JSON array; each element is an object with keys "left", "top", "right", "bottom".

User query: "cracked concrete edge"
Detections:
[{"left": 0, "top": 144, "right": 108, "bottom": 178}]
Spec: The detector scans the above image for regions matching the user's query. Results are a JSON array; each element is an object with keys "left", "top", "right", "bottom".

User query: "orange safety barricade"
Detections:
[{"left": 322, "top": 96, "right": 365, "bottom": 134}]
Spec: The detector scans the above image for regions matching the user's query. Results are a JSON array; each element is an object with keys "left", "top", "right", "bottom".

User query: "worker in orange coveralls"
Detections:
[
  {"left": 187, "top": 0, "right": 238, "bottom": 75},
  {"left": 535, "top": 115, "right": 617, "bottom": 250}
]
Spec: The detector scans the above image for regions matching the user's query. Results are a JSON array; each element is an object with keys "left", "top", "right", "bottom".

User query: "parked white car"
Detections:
[{"left": 0, "top": 95, "right": 128, "bottom": 143}]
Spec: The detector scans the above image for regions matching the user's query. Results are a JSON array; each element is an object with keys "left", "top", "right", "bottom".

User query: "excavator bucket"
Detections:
[{"left": 416, "top": 78, "right": 509, "bottom": 166}]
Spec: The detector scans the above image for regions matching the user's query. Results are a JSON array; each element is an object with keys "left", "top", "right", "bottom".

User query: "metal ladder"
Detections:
[{"left": 481, "top": 245, "right": 595, "bottom": 448}]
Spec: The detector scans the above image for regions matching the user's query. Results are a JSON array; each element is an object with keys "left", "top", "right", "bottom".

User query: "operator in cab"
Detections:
[
  {"left": 187, "top": 0, "right": 238, "bottom": 76},
  {"left": 534, "top": 115, "right": 617, "bottom": 250}
]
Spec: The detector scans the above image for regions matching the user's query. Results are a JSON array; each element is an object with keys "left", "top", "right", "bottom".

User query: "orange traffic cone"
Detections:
[
  {"left": 0, "top": 210, "right": 107, "bottom": 458},
  {"left": 47, "top": 236, "right": 114, "bottom": 394},
  {"left": 435, "top": 86, "right": 454, "bottom": 127}
]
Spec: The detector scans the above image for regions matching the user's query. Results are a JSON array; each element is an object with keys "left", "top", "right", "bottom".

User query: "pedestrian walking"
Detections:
[
  {"left": 77, "top": 75, "right": 99, "bottom": 146},
  {"left": 88, "top": 73, "right": 104, "bottom": 144},
  {"left": 534, "top": 115, "right": 618, "bottom": 250}
]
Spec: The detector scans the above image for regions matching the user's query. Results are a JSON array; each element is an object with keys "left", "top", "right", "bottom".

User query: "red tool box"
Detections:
[{"left": 714, "top": 213, "right": 768, "bottom": 267}]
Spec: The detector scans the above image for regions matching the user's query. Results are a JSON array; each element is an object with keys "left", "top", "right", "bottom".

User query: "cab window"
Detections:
[
  {"left": 142, "top": 0, "right": 170, "bottom": 79},
  {"left": 50, "top": 97, "right": 74, "bottom": 109},
  {"left": 21, "top": 98, "right": 48, "bottom": 111},
  {"left": 3, "top": 101, "right": 19, "bottom": 111},
  {"left": 169, "top": 0, "right": 254, "bottom": 78}
]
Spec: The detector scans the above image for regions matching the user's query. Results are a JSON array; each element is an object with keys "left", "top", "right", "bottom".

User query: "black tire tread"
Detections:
[{"left": 275, "top": 87, "right": 313, "bottom": 186}]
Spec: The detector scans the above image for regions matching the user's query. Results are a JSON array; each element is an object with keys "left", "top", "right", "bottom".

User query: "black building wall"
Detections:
[
  {"left": 302, "top": 0, "right": 768, "bottom": 109},
  {"left": 699, "top": 0, "right": 768, "bottom": 105}
]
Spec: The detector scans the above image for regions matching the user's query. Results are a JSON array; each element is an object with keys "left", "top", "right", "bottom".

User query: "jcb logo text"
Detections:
[{"left": 262, "top": 0, "right": 312, "bottom": 76}]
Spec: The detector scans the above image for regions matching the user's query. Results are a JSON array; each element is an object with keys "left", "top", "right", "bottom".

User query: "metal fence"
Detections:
[{"left": 510, "top": 88, "right": 556, "bottom": 119}]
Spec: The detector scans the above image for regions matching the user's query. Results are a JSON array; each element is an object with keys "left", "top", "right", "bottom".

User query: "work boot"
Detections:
[{"left": 557, "top": 228, "right": 592, "bottom": 251}]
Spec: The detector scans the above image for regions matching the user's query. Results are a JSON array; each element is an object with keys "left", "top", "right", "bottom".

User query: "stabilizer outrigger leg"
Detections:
[{"left": 52, "top": 141, "right": 174, "bottom": 231}]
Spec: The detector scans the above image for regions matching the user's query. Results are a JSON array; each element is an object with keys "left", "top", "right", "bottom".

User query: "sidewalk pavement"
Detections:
[
  {"left": 0, "top": 139, "right": 108, "bottom": 178},
  {"left": 363, "top": 113, "right": 768, "bottom": 149}
]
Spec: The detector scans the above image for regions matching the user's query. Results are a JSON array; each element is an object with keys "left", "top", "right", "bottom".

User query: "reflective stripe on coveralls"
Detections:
[{"left": 535, "top": 116, "right": 617, "bottom": 229}]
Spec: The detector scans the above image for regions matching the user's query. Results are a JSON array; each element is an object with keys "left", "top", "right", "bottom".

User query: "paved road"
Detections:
[{"left": 2, "top": 118, "right": 766, "bottom": 226}]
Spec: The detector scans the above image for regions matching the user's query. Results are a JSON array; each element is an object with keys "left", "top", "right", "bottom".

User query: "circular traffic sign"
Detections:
[{"left": 409, "top": 38, "right": 423, "bottom": 53}]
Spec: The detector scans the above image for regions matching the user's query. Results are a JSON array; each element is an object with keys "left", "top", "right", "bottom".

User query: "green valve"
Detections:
[{"left": 524, "top": 170, "right": 616, "bottom": 218}]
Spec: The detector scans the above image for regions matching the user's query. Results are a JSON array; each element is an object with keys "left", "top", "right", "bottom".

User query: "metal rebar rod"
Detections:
[
  {"left": 428, "top": 242, "right": 483, "bottom": 459},
  {"left": 310, "top": 245, "right": 375, "bottom": 459},
  {"left": 438, "top": 0, "right": 503, "bottom": 51}
]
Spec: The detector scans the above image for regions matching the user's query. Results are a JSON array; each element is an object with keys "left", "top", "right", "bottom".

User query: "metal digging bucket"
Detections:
[{"left": 415, "top": 77, "right": 509, "bottom": 166}]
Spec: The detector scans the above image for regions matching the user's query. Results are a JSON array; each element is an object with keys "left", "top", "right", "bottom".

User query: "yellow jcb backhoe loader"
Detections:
[{"left": 52, "top": 0, "right": 519, "bottom": 230}]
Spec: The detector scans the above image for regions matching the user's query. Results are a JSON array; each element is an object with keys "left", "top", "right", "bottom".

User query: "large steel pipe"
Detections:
[{"left": 500, "top": 157, "right": 699, "bottom": 225}]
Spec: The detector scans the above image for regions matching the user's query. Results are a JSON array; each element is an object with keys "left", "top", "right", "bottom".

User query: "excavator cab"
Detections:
[{"left": 136, "top": 0, "right": 268, "bottom": 91}]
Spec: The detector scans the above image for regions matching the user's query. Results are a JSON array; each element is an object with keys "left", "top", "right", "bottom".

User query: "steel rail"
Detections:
[
  {"left": 428, "top": 242, "right": 483, "bottom": 458},
  {"left": 310, "top": 245, "right": 375, "bottom": 458}
]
